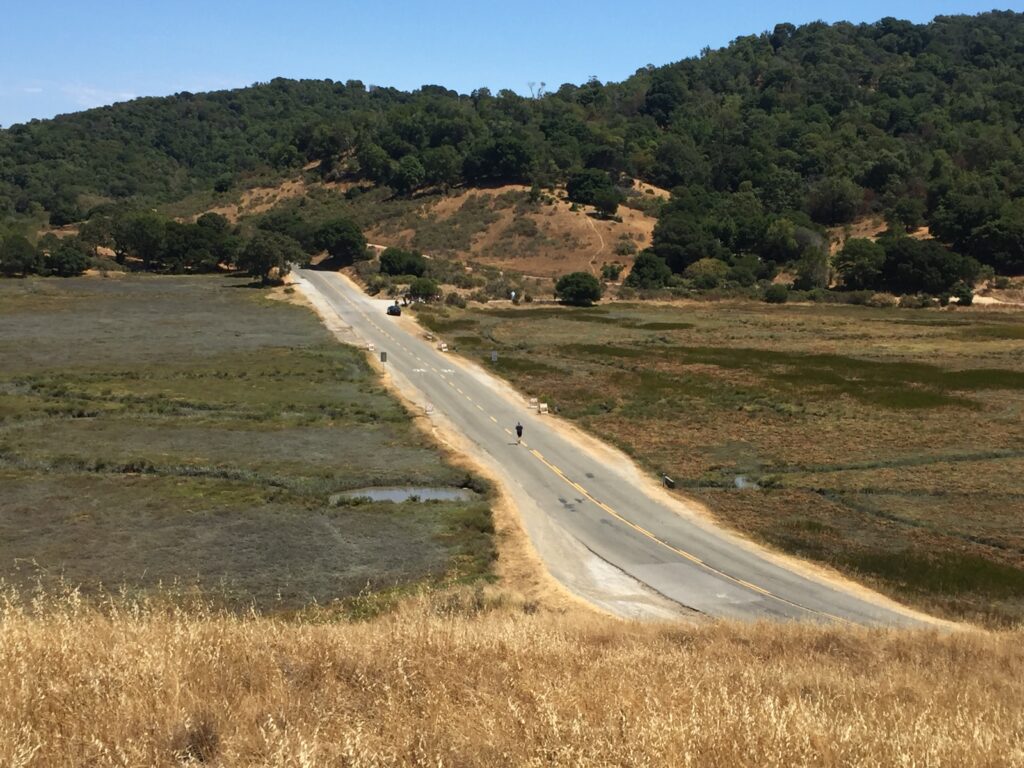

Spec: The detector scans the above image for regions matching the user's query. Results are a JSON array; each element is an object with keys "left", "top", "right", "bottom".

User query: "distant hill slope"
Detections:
[
  {"left": 165, "top": 174, "right": 661, "bottom": 279},
  {"left": 1, "top": 12, "right": 1021, "bottom": 222},
  {"left": 3, "top": 11, "right": 1023, "bottom": 282}
]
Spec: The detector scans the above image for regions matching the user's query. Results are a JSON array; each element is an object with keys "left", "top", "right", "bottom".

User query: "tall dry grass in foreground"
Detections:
[{"left": 1, "top": 590, "right": 1022, "bottom": 767}]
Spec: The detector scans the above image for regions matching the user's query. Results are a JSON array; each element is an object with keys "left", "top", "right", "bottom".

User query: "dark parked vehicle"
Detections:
[{"left": 386, "top": 303, "right": 401, "bottom": 316}]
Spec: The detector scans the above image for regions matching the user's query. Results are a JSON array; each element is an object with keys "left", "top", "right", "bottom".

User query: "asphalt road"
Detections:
[{"left": 299, "top": 268, "right": 927, "bottom": 627}]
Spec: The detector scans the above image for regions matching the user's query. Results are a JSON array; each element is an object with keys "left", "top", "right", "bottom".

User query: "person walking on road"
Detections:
[{"left": 515, "top": 421, "right": 523, "bottom": 444}]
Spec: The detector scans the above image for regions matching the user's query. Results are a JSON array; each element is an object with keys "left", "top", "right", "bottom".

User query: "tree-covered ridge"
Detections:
[{"left": 1, "top": 11, "right": 1023, "bottom": 288}]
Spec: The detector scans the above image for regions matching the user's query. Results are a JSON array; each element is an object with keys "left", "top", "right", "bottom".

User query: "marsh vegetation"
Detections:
[
  {"left": 0, "top": 276, "right": 494, "bottom": 610},
  {"left": 417, "top": 300, "right": 1024, "bottom": 624}
]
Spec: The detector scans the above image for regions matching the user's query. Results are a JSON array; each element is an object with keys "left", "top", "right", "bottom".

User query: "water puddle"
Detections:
[{"left": 330, "top": 486, "right": 477, "bottom": 504}]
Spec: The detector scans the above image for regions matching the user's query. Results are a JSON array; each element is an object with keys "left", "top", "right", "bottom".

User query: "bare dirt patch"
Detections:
[{"left": 362, "top": 184, "right": 656, "bottom": 278}]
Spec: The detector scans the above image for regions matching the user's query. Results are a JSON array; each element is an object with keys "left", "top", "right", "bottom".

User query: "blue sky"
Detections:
[{"left": 1, "top": 0, "right": 1020, "bottom": 126}]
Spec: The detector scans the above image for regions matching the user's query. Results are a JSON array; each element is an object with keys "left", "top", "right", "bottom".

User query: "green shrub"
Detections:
[
  {"left": 684, "top": 258, "right": 730, "bottom": 289},
  {"left": 764, "top": 284, "right": 789, "bottom": 304},
  {"left": 898, "top": 294, "right": 935, "bottom": 309},
  {"left": 845, "top": 290, "right": 876, "bottom": 306},
  {"left": 614, "top": 238, "right": 638, "bottom": 257},
  {"left": 365, "top": 274, "right": 391, "bottom": 295},
  {"left": 555, "top": 272, "right": 603, "bottom": 307},
  {"left": 445, "top": 292, "right": 467, "bottom": 308},
  {"left": 504, "top": 217, "right": 539, "bottom": 238},
  {"left": 954, "top": 282, "right": 974, "bottom": 306},
  {"left": 601, "top": 262, "right": 624, "bottom": 281},
  {"left": 380, "top": 247, "right": 427, "bottom": 277},
  {"left": 409, "top": 277, "right": 440, "bottom": 301}
]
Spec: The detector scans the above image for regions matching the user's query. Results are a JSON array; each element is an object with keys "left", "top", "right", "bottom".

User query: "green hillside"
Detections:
[{"left": 1, "top": 11, "right": 1022, "bottom": 285}]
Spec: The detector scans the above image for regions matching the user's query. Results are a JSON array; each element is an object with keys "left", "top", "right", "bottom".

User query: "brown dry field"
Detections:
[
  {"left": 418, "top": 299, "right": 1024, "bottom": 626},
  {"left": 1, "top": 589, "right": 1021, "bottom": 767},
  {"left": 160, "top": 173, "right": 662, "bottom": 280},
  {"left": 366, "top": 184, "right": 657, "bottom": 278},
  {"left": 197, "top": 177, "right": 360, "bottom": 224}
]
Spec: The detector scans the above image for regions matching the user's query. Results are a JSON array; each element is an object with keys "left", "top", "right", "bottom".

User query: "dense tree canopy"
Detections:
[
  {"left": 835, "top": 239, "right": 887, "bottom": 291},
  {"left": 555, "top": 272, "right": 603, "bottom": 306},
  {"left": 566, "top": 169, "right": 624, "bottom": 215},
  {"left": 0, "top": 235, "right": 42, "bottom": 277},
  {"left": 624, "top": 251, "right": 673, "bottom": 289},
  {"left": 877, "top": 235, "right": 980, "bottom": 295},
  {"left": 45, "top": 240, "right": 91, "bottom": 277},
  {"left": 238, "top": 231, "right": 304, "bottom": 284},
  {"left": 314, "top": 218, "right": 367, "bottom": 265},
  {"left": 2, "top": 12, "right": 1023, "bottom": 289},
  {"left": 379, "top": 247, "right": 427, "bottom": 277}
]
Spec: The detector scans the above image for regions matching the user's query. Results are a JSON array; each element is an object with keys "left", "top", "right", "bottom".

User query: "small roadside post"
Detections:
[{"left": 491, "top": 350, "right": 498, "bottom": 363}]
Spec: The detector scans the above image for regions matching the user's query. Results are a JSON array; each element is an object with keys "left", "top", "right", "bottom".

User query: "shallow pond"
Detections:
[{"left": 330, "top": 486, "right": 477, "bottom": 504}]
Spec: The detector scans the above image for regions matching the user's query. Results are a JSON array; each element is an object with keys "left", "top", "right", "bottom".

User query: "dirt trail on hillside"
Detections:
[{"left": 585, "top": 216, "right": 606, "bottom": 275}]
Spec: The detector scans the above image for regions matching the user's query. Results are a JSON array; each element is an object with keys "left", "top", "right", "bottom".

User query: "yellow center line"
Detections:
[
  {"left": 321, "top": 275, "right": 844, "bottom": 621},
  {"left": 527, "top": 449, "right": 845, "bottom": 620}
]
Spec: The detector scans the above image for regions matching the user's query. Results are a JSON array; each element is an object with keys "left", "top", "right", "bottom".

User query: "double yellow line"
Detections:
[
  {"left": 529, "top": 448, "right": 850, "bottom": 623},
  {"left": 318, "top": 273, "right": 849, "bottom": 624}
]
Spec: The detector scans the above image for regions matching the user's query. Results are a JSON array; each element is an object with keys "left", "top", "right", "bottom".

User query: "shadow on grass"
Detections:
[
  {"left": 560, "top": 343, "right": 1024, "bottom": 410},
  {"left": 844, "top": 549, "right": 1024, "bottom": 598}
]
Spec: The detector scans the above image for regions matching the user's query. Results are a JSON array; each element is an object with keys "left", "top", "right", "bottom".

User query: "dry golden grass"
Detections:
[
  {"left": 2, "top": 588, "right": 1022, "bottom": 767},
  {"left": 363, "top": 184, "right": 653, "bottom": 278}
]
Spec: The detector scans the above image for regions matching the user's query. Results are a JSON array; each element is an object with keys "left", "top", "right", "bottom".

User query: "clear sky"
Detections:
[{"left": 1, "top": 0, "right": 1020, "bottom": 127}]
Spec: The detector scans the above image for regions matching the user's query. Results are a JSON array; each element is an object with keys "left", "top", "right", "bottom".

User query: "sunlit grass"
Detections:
[{"left": 0, "top": 587, "right": 1020, "bottom": 767}]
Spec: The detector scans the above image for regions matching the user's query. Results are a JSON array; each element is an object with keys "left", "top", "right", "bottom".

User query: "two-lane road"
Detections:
[{"left": 298, "top": 268, "right": 928, "bottom": 627}]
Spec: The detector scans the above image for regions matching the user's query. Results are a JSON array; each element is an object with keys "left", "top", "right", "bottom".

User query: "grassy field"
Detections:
[
  {"left": 1, "top": 590, "right": 1020, "bottom": 766},
  {"left": 417, "top": 300, "right": 1024, "bottom": 625},
  {"left": 0, "top": 275, "right": 494, "bottom": 611}
]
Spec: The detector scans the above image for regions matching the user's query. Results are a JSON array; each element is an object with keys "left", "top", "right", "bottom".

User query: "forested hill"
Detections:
[{"left": 1, "top": 11, "right": 1023, "bottom": 277}]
